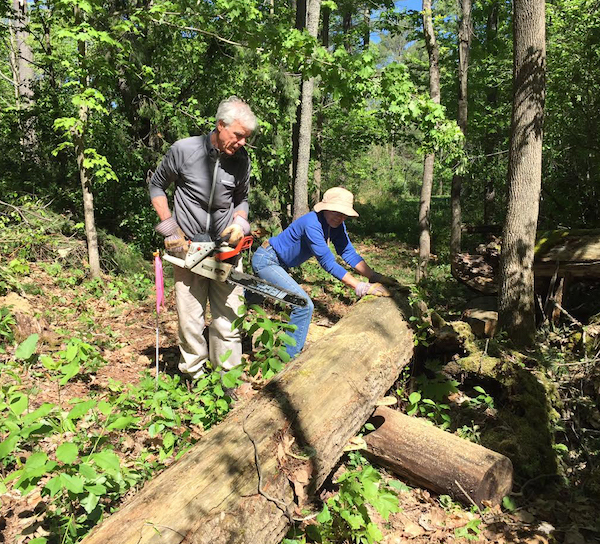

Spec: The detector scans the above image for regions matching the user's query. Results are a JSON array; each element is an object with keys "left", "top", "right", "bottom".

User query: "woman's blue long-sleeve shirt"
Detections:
[{"left": 268, "top": 211, "right": 364, "bottom": 281}]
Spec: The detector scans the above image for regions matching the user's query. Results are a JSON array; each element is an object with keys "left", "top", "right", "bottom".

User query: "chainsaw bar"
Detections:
[
  {"left": 162, "top": 253, "right": 306, "bottom": 308},
  {"left": 228, "top": 270, "right": 307, "bottom": 308}
]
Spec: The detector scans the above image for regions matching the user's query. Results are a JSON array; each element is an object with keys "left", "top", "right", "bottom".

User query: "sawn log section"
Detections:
[
  {"left": 81, "top": 296, "right": 414, "bottom": 544},
  {"left": 365, "top": 406, "right": 513, "bottom": 507}
]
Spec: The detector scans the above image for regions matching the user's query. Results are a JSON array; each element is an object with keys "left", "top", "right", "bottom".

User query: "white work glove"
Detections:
[
  {"left": 155, "top": 217, "right": 189, "bottom": 254},
  {"left": 221, "top": 215, "right": 250, "bottom": 246},
  {"left": 355, "top": 282, "right": 391, "bottom": 298},
  {"left": 370, "top": 271, "right": 398, "bottom": 286}
]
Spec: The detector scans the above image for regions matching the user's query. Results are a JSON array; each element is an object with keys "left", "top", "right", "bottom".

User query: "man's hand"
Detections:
[
  {"left": 221, "top": 224, "right": 244, "bottom": 246},
  {"left": 370, "top": 271, "right": 398, "bottom": 286},
  {"left": 155, "top": 217, "right": 189, "bottom": 254},
  {"left": 355, "top": 282, "right": 392, "bottom": 298},
  {"left": 221, "top": 215, "right": 250, "bottom": 246}
]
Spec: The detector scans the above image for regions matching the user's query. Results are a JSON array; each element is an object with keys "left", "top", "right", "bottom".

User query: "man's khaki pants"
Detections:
[{"left": 173, "top": 261, "right": 243, "bottom": 379}]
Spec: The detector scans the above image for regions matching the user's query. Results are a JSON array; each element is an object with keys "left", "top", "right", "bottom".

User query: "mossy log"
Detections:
[
  {"left": 81, "top": 296, "right": 414, "bottom": 544},
  {"left": 365, "top": 406, "right": 513, "bottom": 507}
]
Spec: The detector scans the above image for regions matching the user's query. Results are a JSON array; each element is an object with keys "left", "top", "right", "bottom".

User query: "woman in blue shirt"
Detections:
[{"left": 252, "top": 187, "right": 395, "bottom": 358}]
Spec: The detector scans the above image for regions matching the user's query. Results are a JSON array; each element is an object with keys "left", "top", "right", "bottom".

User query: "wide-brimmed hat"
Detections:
[{"left": 314, "top": 187, "right": 359, "bottom": 217}]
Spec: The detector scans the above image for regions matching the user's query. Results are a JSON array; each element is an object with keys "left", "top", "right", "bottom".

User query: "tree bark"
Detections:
[
  {"left": 81, "top": 297, "right": 414, "bottom": 544},
  {"left": 498, "top": 0, "right": 546, "bottom": 346},
  {"left": 450, "top": 0, "right": 472, "bottom": 264},
  {"left": 9, "top": 0, "right": 34, "bottom": 105},
  {"left": 417, "top": 0, "right": 441, "bottom": 283},
  {"left": 292, "top": 0, "right": 321, "bottom": 220},
  {"left": 365, "top": 407, "right": 513, "bottom": 507},
  {"left": 483, "top": 1, "right": 500, "bottom": 224},
  {"left": 75, "top": 6, "right": 101, "bottom": 279}
]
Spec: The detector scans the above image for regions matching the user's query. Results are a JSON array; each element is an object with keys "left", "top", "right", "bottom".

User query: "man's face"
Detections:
[
  {"left": 323, "top": 210, "right": 347, "bottom": 228},
  {"left": 215, "top": 120, "right": 252, "bottom": 155}
]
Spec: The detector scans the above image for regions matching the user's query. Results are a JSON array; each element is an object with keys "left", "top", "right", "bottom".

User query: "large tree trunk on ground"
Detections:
[
  {"left": 81, "top": 296, "right": 414, "bottom": 544},
  {"left": 365, "top": 406, "right": 513, "bottom": 507},
  {"left": 498, "top": 0, "right": 546, "bottom": 346}
]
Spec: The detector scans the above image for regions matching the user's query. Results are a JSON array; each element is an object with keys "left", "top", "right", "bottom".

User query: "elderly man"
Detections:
[{"left": 149, "top": 96, "right": 257, "bottom": 379}]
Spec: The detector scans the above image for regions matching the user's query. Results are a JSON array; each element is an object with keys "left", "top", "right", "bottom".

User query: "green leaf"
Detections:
[
  {"left": 97, "top": 400, "right": 113, "bottom": 415},
  {"left": 59, "top": 361, "right": 80, "bottom": 385},
  {"left": 366, "top": 522, "right": 383, "bottom": 543},
  {"left": 502, "top": 495, "right": 517, "bottom": 512},
  {"left": 0, "top": 435, "right": 19, "bottom": 459},
  {"left": 107, "top": 415, "right": 138, "bottom": 430},
  {"left": 43, "top": 476, "right": 63, "bottom": 497},
  {"left": 81, "top": 492, "right": 100, "bottom": 513},
  {"left": 56, "top": 443, "right": 79, "bottom": 464},
  {"left": 316, "top": 504, "right": 331, "bottom": 523},
  {"left": 92, "top": 450, "right": 121, "bottom": 472},
  {"left": 14, "top": 334, "right": 38, "bottom": 360},
  {"left": 408, "top": 391, "right": 421, "bottom": 404},
  {"left": 8, "top": 392, "right": 28, "bottom": 416},
  {"left": 59, "top": 473, "right": 85, "bottom": 494},
  {"left": 78, "top": 463, "right": 98, "bottom": 480},
  {"left": 22, "top": 403, "right": 54, "bottom": 425},
  {"left": 67, "top": 399, "right": 97, "bottom": 421},
  {"left": 219, "top": 349, "right": 233, "bottom": 364}
]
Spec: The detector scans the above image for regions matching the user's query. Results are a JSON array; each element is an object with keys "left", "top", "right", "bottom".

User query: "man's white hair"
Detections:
[{"left": 216, "top": 96, "right": 257, "bottom": 132}]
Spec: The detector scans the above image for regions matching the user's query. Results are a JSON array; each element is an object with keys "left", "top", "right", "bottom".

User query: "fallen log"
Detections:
[
  {"left": 81, "top": 296, "right": 414, "bottom": 544},
  {"left": 364, "top": 406, "right": 513, "bottom": 507}
]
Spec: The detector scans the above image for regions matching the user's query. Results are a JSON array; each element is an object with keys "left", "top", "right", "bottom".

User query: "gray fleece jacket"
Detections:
[{"left": 149, "top": 133, "right": 251, "bottom": 239}]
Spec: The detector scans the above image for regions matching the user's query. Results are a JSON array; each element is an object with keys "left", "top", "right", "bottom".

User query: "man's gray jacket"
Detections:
[{"left": 149, "top": 133, "right": 251, "bottom": 239}]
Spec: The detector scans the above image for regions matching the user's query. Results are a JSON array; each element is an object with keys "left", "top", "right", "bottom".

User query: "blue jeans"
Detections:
[{"left": 251, "top": 245, "right": 313, "bottom": 358}]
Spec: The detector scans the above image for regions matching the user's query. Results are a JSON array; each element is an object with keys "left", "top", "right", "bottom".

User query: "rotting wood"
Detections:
[
  {"left": 364, "top": 406, "right": 513, "bottom": 507},
  {"left": 81, "top": 295, "right": 414, "bottom": 544}
]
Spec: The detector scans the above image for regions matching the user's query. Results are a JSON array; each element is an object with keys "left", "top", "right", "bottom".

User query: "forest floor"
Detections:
[{"left": 1, "top": 236, "right": 600, "bottom": 544}]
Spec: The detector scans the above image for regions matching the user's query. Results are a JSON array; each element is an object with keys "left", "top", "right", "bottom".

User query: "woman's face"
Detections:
[{"left": 323, "top": 210, "right": 348, "bottom": 228}]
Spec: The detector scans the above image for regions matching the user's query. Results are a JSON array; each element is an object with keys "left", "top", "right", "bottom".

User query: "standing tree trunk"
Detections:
[
  {"left": 9, "top": 0, "right": 34, "bottom": 105},
  {"left": 74, "top": 6, "right": 101, "bottom": 279},
  {"left": 483, "top": 1, "right": 500, "bottom": 224},
  {"left": 498, "top": 0, "right": 546, "bottom": 346},
  {"left": 292, "top": 0, "right": 322, "bottom": 220},
  {"left": 417, "top": 0, "right": 441, "bottom": 282},
  {"left": 450, "top": 0, "right": 472, "bottom": 265},
  {"left": 9, "top": 0, "right": 36, "bottom": 149}
]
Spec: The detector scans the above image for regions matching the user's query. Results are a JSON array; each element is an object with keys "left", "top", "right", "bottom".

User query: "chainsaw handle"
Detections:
[{"left": 214, "top": 235, "right": 253, "bottom": 261}]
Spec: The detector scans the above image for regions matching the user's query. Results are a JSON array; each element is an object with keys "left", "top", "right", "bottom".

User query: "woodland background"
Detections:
[{"left": 2, "top": 0, "right": 600, "bottom": 542}]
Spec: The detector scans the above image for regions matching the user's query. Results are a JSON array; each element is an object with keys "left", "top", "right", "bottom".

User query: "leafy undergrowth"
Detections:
[{"left": 1, "top": 212, "right": 600, "bottom": 544}]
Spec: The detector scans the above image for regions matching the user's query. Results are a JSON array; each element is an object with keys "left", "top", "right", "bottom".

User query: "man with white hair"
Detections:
[{"left": 149, "top": 96, "right": 257, "bottom": 379}]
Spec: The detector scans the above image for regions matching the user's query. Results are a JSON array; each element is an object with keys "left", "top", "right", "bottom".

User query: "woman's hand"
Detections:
[{"left": 355, "top": 282, "right": 391, "bottom": 298}]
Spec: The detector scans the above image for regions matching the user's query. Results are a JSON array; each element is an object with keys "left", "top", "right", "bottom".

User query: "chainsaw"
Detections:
[{"left": 162, "top": 234, "right": 307, "bottom": 308}]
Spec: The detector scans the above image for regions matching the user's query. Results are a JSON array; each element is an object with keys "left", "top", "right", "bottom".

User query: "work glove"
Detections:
[
  {"left": 221, "top": 215, "right": 250, "bottom": 246},
  {"left": 355, "top": 282, "right": 391, "bottom": 298},
  {"left": 370, "top": 271, "right": 399, "bottom": 286},
  {"left": 155, "top": 217, "right": 189, "bottom": 254}
]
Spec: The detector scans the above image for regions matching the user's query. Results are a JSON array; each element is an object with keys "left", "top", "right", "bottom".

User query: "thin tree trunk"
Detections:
[
  {"left": 363, "top": 8, "right": 370, "bottom": 47},
  {"left": 450, "top": 0, "right": 472, "bottom": 265},
  {"left": 75, "top": 6, "right": 101, "bottom": 279},
  {"left": 10, "top": 0, "right": 34, "bottom": 104},
  {"left": 483, "top": 1, "right": 499, "bottom": 224},
  {"left": 498, "top": 0, "right": 546, "bottom": 346},
  {"left": 292, "top": 0, "right": 321, "bottom": 220},
  {"left": 9, "top": 0, "right": 36, "bottom": 149},
  {"left": 418, "top": 154, "right": 434, "bottom": 282},
  {"left": 417, "top": 0, "right": 441, "bottom": 282}
]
